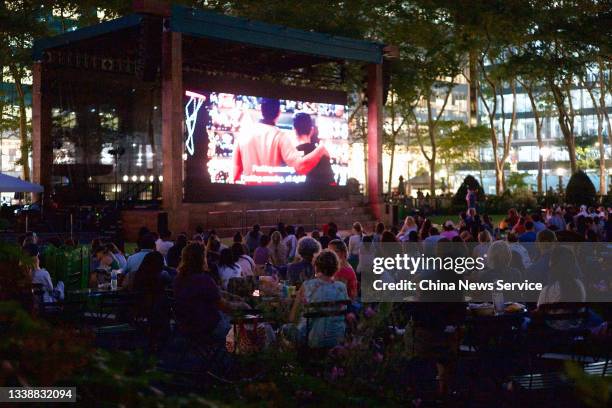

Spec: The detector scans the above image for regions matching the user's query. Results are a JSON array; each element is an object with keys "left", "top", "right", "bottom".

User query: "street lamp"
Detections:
[{"left": 108, "top": 146, "right": 125, "bottom": 207}]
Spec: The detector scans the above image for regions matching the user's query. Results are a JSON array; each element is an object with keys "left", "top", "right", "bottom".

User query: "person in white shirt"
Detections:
[
  {"left": 24, "top": 244, "right": 64, "bottom": 302},
  {"left": 356, "top": 235, "right": 376, "bottom": 277},
  {"left": 348, "top": 222, "right": 364, "bottom": 269},
  {"left": 217, "top": 248, "right": 242, "bottom": 290},
  {"left": 506, "top": 232, "right": 531, "bottom": 269},
  {"left": 283, "top": 225, "right": 298, "bottom": 260},
  {"left": 231, "top": 242, "right": 255, "bottom": 277},
  {"left": 156, "top": 230, "right": 174, "bottom": 259},
  {"left": 396, "top": 216, "right": 418, "bottom": 242}
]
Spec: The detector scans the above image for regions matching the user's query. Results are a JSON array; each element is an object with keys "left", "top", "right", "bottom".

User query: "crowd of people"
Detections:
[{"left": 16, "top": 203, "right": 611, "bottom": 375}]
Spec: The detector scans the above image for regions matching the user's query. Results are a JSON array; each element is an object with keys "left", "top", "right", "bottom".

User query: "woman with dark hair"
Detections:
[
  {"left": 217, "top": 248, "right": 242, "bottom": 289},
  {"left": 233, "top": 232, "right": 243, "bottom": 244},
  {"left": 419, "top": 219, "right": 432, "bottom": 241},
  {"left": 328, "top": 239, "right": 358, "bottom": 300},
  {"left": 287, "top": 237, "right": 321, "bottom": 286},
  {"left": 131, "top": 251, "right": 170, "bottom": 347},
  {"left": 538, "top": 246, "right": 585, "bottom": 306},
  {"left": 246, "top": 224, "right": 262, "bottom": 256},
  {"left": 381, "top": 230, "right": 398, "bottom": 243},
  {"left": 506, "top": 209, "right": 519, "bottom": 229},
  {"left": 253, "top": 234, "right": 271, "bottom": 266},
  {"left": 296, "top": 226, "right": 307, "bottom": 240},
  {"left": 412, "top": 238, "right": 466, "bottom": 395},
  {"left": 167, "top": 233, "right": 188, "bottom": 268},
  {"left": 373, "top": 222, "right": 385, "bottom": 243},
  {"left": 173, "top": 243, "right": 249, "bottom": 343},
  {"left": 132, "top": 251, "right": 165, "bottom": 291},
  {"left": 347, "top": 222, "right": 364, "bottom": 269},
  {"left": 232, "top": 242, "right": 255, "bottom": 276}
]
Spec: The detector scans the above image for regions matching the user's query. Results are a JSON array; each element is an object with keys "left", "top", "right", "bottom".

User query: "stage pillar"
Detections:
[
  {"left": 31, "top": 62, "right": 52, "bottom": 203},
  {"left": 367, "top": 63, "right": 383, "bottom": 220},
  {"left": 161, "top": 31, "right": 184, "bottom": 232}
]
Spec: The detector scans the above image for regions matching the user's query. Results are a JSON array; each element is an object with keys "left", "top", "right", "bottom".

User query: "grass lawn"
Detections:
[{"left": 428, "top": 214, "right": 505, "bottom": 228}]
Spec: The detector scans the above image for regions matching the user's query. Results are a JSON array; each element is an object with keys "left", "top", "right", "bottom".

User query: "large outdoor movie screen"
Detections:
[{"left": 184, "top": 90, "right": 350, "bottom": 187}]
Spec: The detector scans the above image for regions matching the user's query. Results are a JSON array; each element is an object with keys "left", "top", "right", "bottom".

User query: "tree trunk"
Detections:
[
  {"left": 585, "top": 77, "right": 607, "bottom": 195},
  {"left": 13, "top": 73, "right": 30, "bottom": 182},
  {"left": 387, "top": 141, "right": 395, "bottom": 195},
  {"left": 549, "top": 79, "right": 578, "bottom": 173},
  {"left": 429, "top": 159, "right": 436, "bottom": 196},
  {"left": 525, "top": 86, "right": 544, "bottom": 195},
  {"left": 598, "top": 65, "right": 608, "bottom": 195},
  {"left": 468, "top": 49, "right": 478, "bottom": 127}
]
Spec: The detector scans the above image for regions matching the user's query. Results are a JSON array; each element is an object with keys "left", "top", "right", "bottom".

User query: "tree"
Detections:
[
  {"left": 477, "top": 50, "right": 518, "bottom": 195},
  {"left": 383, "top": 2, "right": 465, "bottom": 197},
  {"left": 437, "top": 122, "right": 490, "bottom": 189},
  {"left": 507, "top": 172, "right": 529, "bottom": 192},
  {"left": 565, "top": 170, "right": 597, "bottom": 207},
  {"left": 516, "top": 74, "right": 552, "bottom": 195},
  {"left": 582, "top": 66, "right": 608, "bottom": 194},
  {"left": 0, "top": 2, "right": 50, "bottom": 181},
  {"left": 522, "top": 0, "right": 608, "bottom": 174}
]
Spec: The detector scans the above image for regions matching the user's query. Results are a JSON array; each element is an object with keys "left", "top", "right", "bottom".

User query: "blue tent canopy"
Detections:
[{"left": 0, "top": 173, "right": 44, "bottom": 193}]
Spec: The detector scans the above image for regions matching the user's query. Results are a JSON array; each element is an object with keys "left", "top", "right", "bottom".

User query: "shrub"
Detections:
[
  {"left": 452, "top": 175, "right": 485, "bottom": 209},
  {"left": 512, "top": 187, "right": 538, "bottom": 210},
  {"left": 565, "top": 170, "right": 596, "bottom": 206}
]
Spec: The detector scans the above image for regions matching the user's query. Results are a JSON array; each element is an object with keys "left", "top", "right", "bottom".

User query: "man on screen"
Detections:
[
  {"left": 294, "top": 113, "right": 336, "bottom": 186},
  {"left": 232, "top": 98, "right": 329, "bottom": 183}
]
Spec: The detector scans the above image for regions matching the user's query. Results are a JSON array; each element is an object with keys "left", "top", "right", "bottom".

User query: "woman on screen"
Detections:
[{"left": 294, "top": 112, "right": 336, "bottom": 186}]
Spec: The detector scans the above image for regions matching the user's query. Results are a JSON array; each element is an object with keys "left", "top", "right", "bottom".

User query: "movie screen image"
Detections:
[{"left": 184, "top": 90, "right": 350, "bottom": 186}]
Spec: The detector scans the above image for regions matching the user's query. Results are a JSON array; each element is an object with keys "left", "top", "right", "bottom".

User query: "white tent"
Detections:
[{"left": 0, "top": 173, "right": 44, "bottom": 193}]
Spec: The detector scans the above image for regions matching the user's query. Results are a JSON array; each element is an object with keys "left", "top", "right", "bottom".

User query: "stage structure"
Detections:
[{"left": 32, "top": 2, "right": 387, "bottom": 236}]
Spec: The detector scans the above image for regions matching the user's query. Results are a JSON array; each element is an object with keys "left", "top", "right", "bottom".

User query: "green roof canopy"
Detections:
[{"left": 33, "top": 5, "right": 383, "bottom": 64}]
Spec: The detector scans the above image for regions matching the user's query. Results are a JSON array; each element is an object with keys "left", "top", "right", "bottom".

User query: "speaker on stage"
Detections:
[{"left": 157, "top": 211, "right": 169, "bottom": 234}]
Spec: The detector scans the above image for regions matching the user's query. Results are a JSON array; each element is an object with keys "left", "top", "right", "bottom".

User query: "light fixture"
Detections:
[
  {"left": 131, "top": 175, "right": 138, "bottom": 182},
  {"left": 122, "top": 175, "right": 129, "bottom": 182},
  {"left": 139, "top": 175, "right": 145, "bottom": 182},
  {"left": 158, "top": 175, "right": 163, "bottom": 182}
]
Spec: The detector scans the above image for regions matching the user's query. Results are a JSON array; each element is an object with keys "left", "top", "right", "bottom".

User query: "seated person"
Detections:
[
  {"left": 173, "top": 243, "right": 249, "bottom": 343},
  {"left": 285, "top": 250, "right": 349, "bottom": 348},
  {"left": 91, "top": 246, "right": 122, "bottom": 287},
  {"left": 131, "top": 251, "right": 170, "bottom": 345},
  {"left": 123, "top": 233, "right": 159, "bottom": 285},
  {"left": 105, "top": 242, "right": 127, "bottom": 269},
  {"left": 24, "top": 244, "right": 64, "bottom": 302},
  {"left": 232, "top": 242, "right": 255, "bottom": 277},
  {"left": 328, "top": 239, "right": 358, "bottom": 300},
  {"left": 217, "top": 248, "right": 242, "bottom": 290},
  {"left": 253, "top": 234, "right": 271, "bottom": 266},
  {"left": 287, "top": 237, "right": 321, "bottom": 286},
  {"left": 536, "top": 246, "right": 594, "bottom": 331}
]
